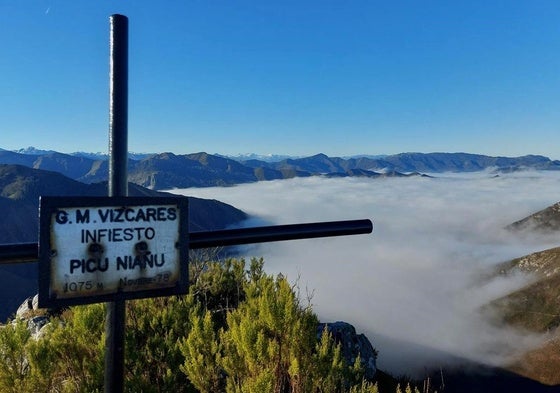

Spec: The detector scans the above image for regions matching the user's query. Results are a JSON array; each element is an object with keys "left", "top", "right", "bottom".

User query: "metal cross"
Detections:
[{"left": 0, "top": 15, "right": 373, "bottom": 393}]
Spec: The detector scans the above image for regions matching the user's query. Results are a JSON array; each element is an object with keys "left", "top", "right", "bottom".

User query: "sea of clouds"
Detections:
[{"left": 170, "top": 170, "right": 560, "bottom": 375}]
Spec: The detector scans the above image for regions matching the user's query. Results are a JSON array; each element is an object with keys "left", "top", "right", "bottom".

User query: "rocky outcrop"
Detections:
[
  {"left": 317, "top": 321, "right": 377, "bottom": 379},
  {"left": 14, "top": 294, "right": 50, "bottom": 339},
  {"left": 506, "top": 202, "right": 560, "bottom": 233},
  {"left": 16, "top": 294, "right": 40, "bottom": 318}
]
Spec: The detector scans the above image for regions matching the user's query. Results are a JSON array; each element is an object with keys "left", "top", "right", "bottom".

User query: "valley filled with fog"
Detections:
[{"left": 170, "top": 171, "right": 560, "bottom": 375}]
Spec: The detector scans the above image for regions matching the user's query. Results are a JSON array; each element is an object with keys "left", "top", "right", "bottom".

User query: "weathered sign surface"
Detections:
[{"left": 38, "top": 196, "right": 188, "bottom": 307}]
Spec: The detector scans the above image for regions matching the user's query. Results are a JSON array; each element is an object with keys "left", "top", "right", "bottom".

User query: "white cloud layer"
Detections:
[{"left": 170, "top": 171, "right": 560, "bottom": 375}]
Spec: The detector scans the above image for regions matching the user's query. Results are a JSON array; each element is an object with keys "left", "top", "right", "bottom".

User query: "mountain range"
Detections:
[{"left": 2, "top": 149, "right": 559, "bottom": 190}]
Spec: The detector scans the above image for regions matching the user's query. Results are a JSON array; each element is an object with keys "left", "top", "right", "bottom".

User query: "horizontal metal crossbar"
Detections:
[{"left": 0, "top": 219, "right": 373, "bottom": 265}]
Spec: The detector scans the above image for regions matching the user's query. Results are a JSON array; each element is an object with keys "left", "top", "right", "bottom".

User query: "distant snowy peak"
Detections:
[
  {"left": 343, "top": 154, "right": 388, "bottom": 160},
  {"left": 10, "top": 148, "right": 154, "bottom": 161},
  {"left": 13, "top": 146, "right": 57, "bottom": 155},
  {"left": 219, "top": 153, "right": 300, "bottom": 162}
]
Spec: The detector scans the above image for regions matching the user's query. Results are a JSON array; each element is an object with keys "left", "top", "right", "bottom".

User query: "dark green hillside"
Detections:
[
  {"left": 128, "top": 152, "right": 267, "bottom": 189},
  {"left": 275, "top": 153, "right": 347, "bottom": 174},
  {"left": 0, "top": 164, "right": 85, "bottom": 203},
  {"left": 489, "top": 247, "right": 560, "bottom": 332},
  {"left": 31, "top": 152, "right": 98, "bottom": 180}
]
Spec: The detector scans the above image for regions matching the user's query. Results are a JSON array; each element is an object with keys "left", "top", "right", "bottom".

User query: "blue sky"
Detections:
[{"left": 1, "top": 1, "right": 560, "bottom": 158}]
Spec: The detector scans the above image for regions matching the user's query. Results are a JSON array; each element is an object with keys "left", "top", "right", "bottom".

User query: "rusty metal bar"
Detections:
[
  {"left": 189, "top": 219, "right": 373, "bottom": 248},
  {"left": 0, "top": 219, "right": 373, "bottom": 265}
]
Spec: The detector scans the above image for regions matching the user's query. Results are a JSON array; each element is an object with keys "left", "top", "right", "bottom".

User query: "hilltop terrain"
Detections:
[{"left": 482, "top": 202, "right": 560, "bottom": 386}]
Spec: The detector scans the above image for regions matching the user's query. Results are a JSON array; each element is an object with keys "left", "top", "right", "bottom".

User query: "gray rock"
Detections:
[
  {"left": 317, "top": 321, "right": 377, "bottom": 379},
  {"left": 16, "top": 294, "right": 39, "bottom": 319},
  {"left": 28, "top": 316, "right": 49, "bottom": 338}
]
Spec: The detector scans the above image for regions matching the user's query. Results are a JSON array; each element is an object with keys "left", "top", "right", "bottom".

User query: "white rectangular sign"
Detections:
[{"left": 39, "top": 196, "right": 188, "bottom": 307}]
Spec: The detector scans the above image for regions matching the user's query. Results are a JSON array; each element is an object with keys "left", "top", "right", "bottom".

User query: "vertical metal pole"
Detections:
[
  {"left": 108, "top": 14, "right": 129, "bottom": 199},
  {"left": 105, "top": 14, "right": 128, "bottom": 393}
]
